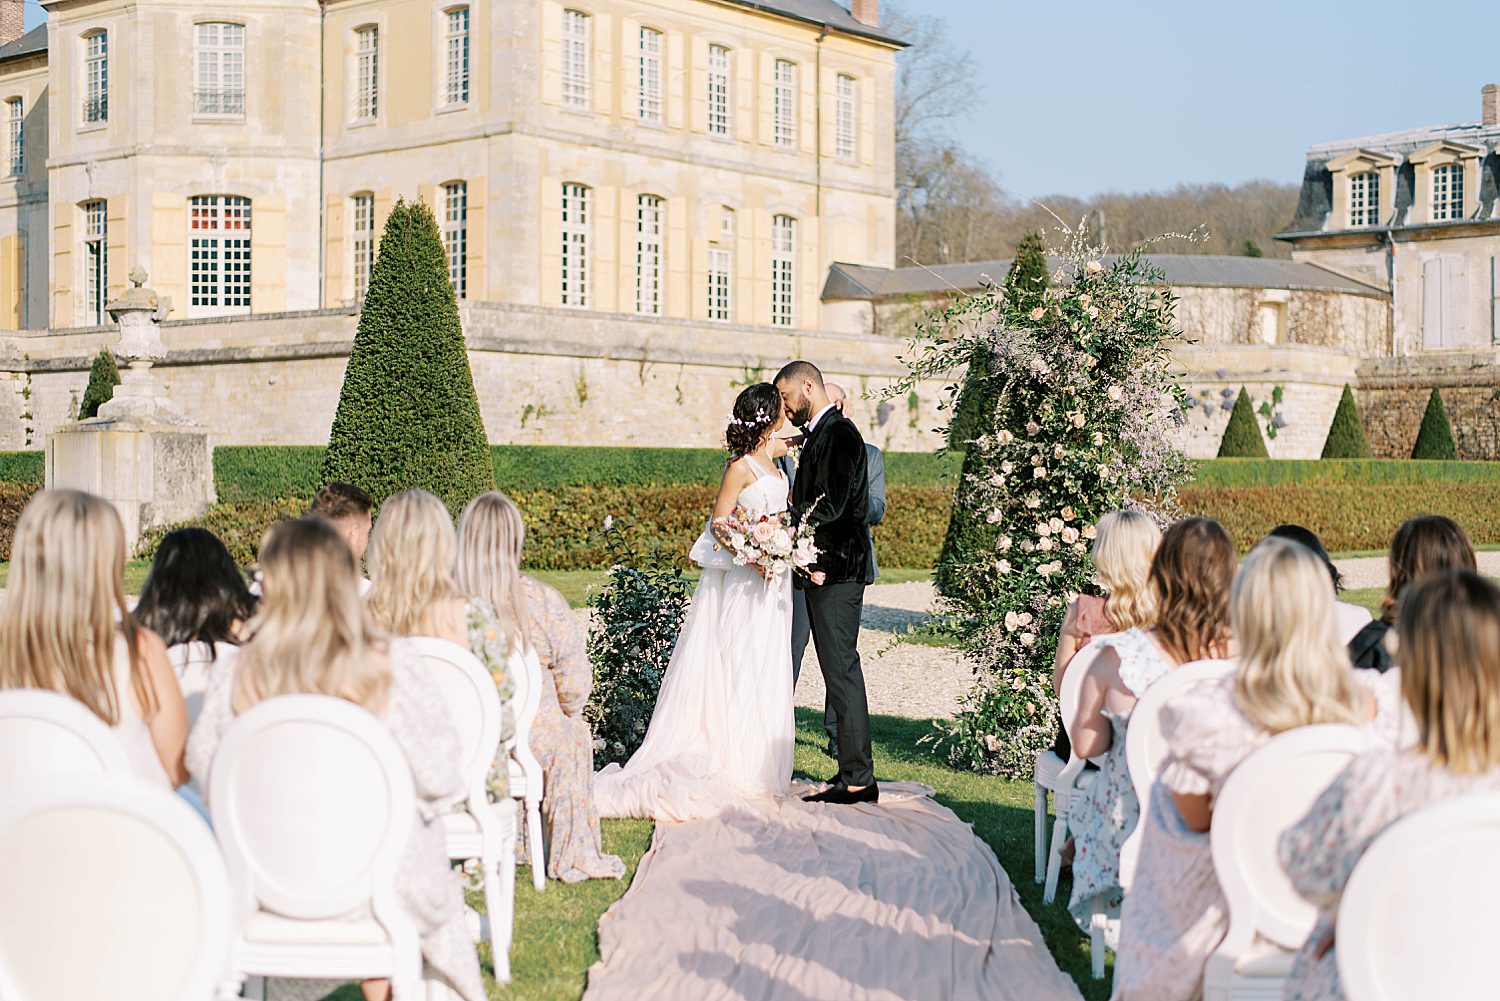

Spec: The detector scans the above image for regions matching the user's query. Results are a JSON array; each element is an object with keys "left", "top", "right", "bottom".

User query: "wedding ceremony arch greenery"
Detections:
[{"left": 894, "top": 232, "right": 1192, "bottom": 776}]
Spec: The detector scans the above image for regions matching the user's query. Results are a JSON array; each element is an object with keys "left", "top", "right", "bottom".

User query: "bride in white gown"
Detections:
[{"left": 594, "top": 383, "right": 798, "bottom": 822}]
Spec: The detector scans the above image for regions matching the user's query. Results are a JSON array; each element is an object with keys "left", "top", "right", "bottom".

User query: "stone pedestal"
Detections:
[
  {"left": 46, "top": 416, "right": 216, "bottom": 550},
  {"left": 44, "top": 266, "right": 215, "bottom": 551}
]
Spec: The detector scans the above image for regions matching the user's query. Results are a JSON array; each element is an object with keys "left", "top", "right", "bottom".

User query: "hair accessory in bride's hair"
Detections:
[{"left": 725, "top": 407, "right": 771, "bottom": 429}]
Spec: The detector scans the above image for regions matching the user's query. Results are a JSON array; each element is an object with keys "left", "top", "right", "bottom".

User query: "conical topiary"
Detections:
[
  {"left": 1320, "top": 384, "right": 1371, "bottom": 458},
  {"left": 1004, "top": 230, "right": 1049, "bottom": 316},
  {"left": 321, "top": 198, "right": 494, "bottom": 512},
  {"left": 1410, "top": 387, "right": 1458, "bottom": 460},
  {"left": 77, "top": 349, "right": 120, "bottom": 419},
  {"left": 1217, "top": 387, "right": 1270, "bottom": 458}
]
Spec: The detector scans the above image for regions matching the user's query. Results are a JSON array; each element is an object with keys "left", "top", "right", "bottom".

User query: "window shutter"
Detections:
[
  {"left": 467, "top": 176, "right": 487, "bottom": 300},
  {"left": 1442, "top": 256, "right": 1469, "bottom": 347},
  {"left": 1491, "top": 256, "right": 1499, "bottom": 346},
  {"left": 1422, "top": 257, "right": 1444, "bottom": 349},
  {"left": 251, "top": 195, "right": 286, "bottom": 313},
  {"left": 325, "top": 195, "right": 345, "bottom": 306},
  {"left": 105, "top": 197, "right": 127, "bottom": 303}
]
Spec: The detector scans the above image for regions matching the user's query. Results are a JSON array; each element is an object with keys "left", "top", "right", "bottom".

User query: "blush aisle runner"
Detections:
[{"left": 582, "top": 781, "right": 1083, "bottom": 1001}]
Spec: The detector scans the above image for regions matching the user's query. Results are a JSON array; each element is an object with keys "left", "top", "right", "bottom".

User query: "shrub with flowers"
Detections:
[
  {"left": 892, "top": 230, "right": 1193, "bottom": 776},
  {"left": 584, "top": 517, "right": 692, "bottom": 768}
]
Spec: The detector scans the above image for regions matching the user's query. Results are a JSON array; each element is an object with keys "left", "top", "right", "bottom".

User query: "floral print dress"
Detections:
[
  {"left": 1279, "top": 749, "right": 1500, "bottom": 1001},
  {"left": 465, "top": 598, "right": 516, "bottom": 798},
  {"left": 520, "top": 576, "right": 626, "bottom": 883},
  {"left": 1067, "top": 628, "right": 1175, "bottom": 948}
]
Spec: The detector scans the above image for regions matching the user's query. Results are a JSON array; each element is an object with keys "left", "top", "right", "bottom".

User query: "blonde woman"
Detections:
[
  {"left": 1113, "top": 537, "right": 1400, "bottom": 1000},
  {"left": 1279, "top": 569, "right": 1500, "bottom": 1001},
  {"left": 0, "top": 489, "right": 188, "bottom": 788},
  {"left": 1052, "top": 509, "right": 1162, "bottom": 693},
  {"left": 366, "top": 489, "right": 516, "bottom": 764},
  {"left": 187, "top": 517, "right": 483, "bottom": 1001},
  {"left": 456, "top": 491, "right": 625, "bottom": 883}
]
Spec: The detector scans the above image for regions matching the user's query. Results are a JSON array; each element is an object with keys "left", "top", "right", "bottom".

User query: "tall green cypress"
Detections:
[
  {"left": 77, "top": 349, "right": 120, "bottom": 419},
  {"left": 1216, "top": 387, "right": 1270, "bottom": 458},
  {"left": 1410, "top": 387, "right": 1458, "bottom": 460},
  {"left": 1004, "top": 230, "right": 1050, "bottom": 316},
  {"left": 321, "top": 199, "right": 494, "bottom": 512},
  {"left": 1320, "top": 384, "right": 1371, "bottom": 458}
]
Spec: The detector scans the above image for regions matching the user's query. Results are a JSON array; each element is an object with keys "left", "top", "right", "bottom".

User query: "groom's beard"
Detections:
[{"left": 790, "top": 399, "right": 813, "bottom": 427}]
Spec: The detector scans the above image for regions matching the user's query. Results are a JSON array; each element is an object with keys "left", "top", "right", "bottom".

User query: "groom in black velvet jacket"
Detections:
[{"left": 774, "top": 360, "right": 879, "bottom": 804}]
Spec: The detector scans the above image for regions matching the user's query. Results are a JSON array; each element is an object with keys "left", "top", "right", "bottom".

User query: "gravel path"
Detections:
[{"left": 1335, "top": 550, "right": 1500, "bottom": 590}]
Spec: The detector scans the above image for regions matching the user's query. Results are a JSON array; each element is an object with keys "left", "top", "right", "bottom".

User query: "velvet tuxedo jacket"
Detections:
[{"left": 791, "top": 409, "right": 872, "bottom": 587}]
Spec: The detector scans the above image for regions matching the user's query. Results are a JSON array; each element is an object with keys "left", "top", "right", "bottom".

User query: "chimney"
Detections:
[
  {"left": 0, "top": 1, "right": 23, "bottom": 47},
  {"left": 851, "top": 0, "right": 879, "bottom": 28},
  {"left": 1484, "top": 84, "right": 1499, "bottom": 127}
]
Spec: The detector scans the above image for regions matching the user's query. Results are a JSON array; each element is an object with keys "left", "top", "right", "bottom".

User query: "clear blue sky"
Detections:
[
  {"left": 23, "top": 1, "right": 1493, "bottom": 200},
  {"left": 909, "top": 0, "right": 1495, "bottom": 199}
]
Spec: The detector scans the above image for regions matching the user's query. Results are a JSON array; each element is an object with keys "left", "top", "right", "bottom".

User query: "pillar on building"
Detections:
[{"left": 45, "top": 267, "right": 215, "bottom": 551}]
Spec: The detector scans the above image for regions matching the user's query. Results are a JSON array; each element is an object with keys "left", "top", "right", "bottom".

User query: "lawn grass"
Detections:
[{"left": 532, "top": 567, "right": 933, "bottom": 609}]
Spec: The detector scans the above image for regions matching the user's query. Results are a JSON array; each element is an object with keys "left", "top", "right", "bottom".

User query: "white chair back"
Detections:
[
  {"left": 1059, "top": 639, "right": 1106, "bottom": 751},
  {"left": 1213, "top": 724, "right": 1370, "bottom": 952},
  {"left": 506, "top": 643, "right": 542, "bottom": 761},
  {"left": 0, "top": 774, "right": 233, "bottom": 1001},
  {"left": 0, "top": 689, "right": 133, "bottom": 786},
  {"left": 408, "top": 637, "right": 503, "bottom": 803},
  {"left": 208, "top": 694, "right": 415, "bottom": 922},
  {"left": 1336, "top": 791, "right": 1500, "bottom": 1000},
  {"left": 1119, "top": 657, "right": 1236, "bottom": 886}
]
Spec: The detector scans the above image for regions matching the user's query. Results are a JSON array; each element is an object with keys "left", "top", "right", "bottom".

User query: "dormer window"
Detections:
[
  {"left": 1432, "top": 163, "right": 1463, "bottom": 221},
  {"left": 1348, "top": 171, "right": 1379, "bottom": 228}
]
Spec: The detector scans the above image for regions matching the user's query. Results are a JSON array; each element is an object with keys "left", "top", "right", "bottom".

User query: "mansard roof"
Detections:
[
  {"left": 721, "top": 1, "right": 907, "bottom": 46},
  {"left": 0, "top": 26, "right": 46, "bottom": 66},
  {"left": 1281, "top": 120, "right": 1500, "bottom": 238},
  {"left": 822, "top": 254, "right": 1388, "bottom": 302}
]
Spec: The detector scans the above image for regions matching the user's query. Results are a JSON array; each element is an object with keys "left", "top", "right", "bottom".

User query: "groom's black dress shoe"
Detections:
[{"left": 803, "top": 782, "right": 880, "bottom": 805}]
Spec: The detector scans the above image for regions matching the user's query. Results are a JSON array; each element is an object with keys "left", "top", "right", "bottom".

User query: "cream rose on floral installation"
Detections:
[{"left": 890, "top": 228, "right": 1192, "bottom": 777}]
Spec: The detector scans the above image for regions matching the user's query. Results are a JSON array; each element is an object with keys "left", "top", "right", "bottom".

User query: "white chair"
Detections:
[
  {"left": 1204, "top": 724, "right": 1370, "bottom": 1001},
  {"left": 1037, "top": 639, "right": 1106, "bottom": 901},
  {"left": 208, "top": 695, "right": 423, "bottom": 999},
  {"left": 0, "top": 773, "right": 234, "bottom": 1001},
  {"left": 409, "top": 636, "right": 519, "bottom": 983},
  {"left": 0, "top": 688, "right": 134, "bottom": 785},
  {"left": 1336, "top": 791, "right": 1500, "bottom": 1001},
  {"left": 507, "top": 644, "right": 547, "bottom": 891}
]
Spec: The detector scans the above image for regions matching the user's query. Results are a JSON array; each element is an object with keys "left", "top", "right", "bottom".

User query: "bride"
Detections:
[{"left": 594, "top": 383, "right": 799, "bottom": 822}]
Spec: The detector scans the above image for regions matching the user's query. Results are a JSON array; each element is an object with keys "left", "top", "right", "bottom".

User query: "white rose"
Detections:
[
  {"left": 1025, "top": 494, "right": 1042, "bottom": 509},
  {"left": 1019, "top": 612, "right": 1034, "bottom": 626},
  {"left": 1029, "top": 306, "right": 1046, "bottom": 321},
  {"left": 1021, "top": 540, "right": 1036, "bottom": 552},
  {"left": 1097, "top": 465, "right": 1110, "bottom": 479},
  {"left": 986, "top": 508, "right": 1004, "bottom": 524},
  {"left": 1074, "top": 542, "right": 1087, "bottom": 553},
  {"left": 1001, "top": 461, "right": 1015, "bottom": 474},
  {"left": 998, "top": 535, "right": 1013, "bottom": 551},
  {"left": 1061, "top": 506, "right": 1076, "bottom": 520},
  {"left": 1004, "top": 611, "right": 1021, "bottom": 631},
  {"left": 1107, "top": 385, "right": 1124, "bottom": 402},
  {"left": 1033, "top": 467, "right": 1046, "bottom": 479},
  {"left": 1049, "top": 518, "right": 1064, "bottom": 532},
  {"left": 1038, "top": 537, "right": 1054, "bottom": 551},
  {"left": 1053, "top": 444, "right": 1065, "bottom": 459},
  {"left": 1087, "top": 305, "right": 1100, "bottom": 319},
  {"left": 1061, "top": 527, "right": 1080, "bottom": 544},
  {"left": 989, "top": 472, "right": 1006, "bottom": 487},
  {"left": 996, "top": 559, "right": 1011, "bottom": 574},
  {"left": 1036, "top": 522, "right": 1051, "bottom": 536},
  {"left": 1020, "top": 632, "right": 1036, "bottom": 647},
  {"left": 1084, "top": 355, "right": 1099, "bottom": 369},
  {"left": 997, "top": 430, "right": 1015, "bottom": 444},
  {"left": 1029, "top": 356, "right": 1049, "bottom": 374},
  {"left": 1069, "top": 412, "right": 1086, "bottom": 428},
  {"left": 1082, "top": 524, "right": 1098, "bottom": 539},
  {"left": 1026, "top": 421, "right": 1041, "bottom": 436},
  {"left": 1092, "top": 432, "right": 1105, "bottom": 446},
  {"left": 1031, "top": 454, "right": 1043, "bottom": 466},
  {"left": 1078, "top": 293, "right": 1091, "bottom": 306},
  {"left": 984, "top": 734, "right": 1001, "bottom": 752},
  {"left": 1085, "top": 260, "right": 1103, "bottom": 274}
]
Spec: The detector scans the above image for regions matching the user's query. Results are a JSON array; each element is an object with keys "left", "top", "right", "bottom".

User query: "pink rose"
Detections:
[{"left": 752, "top": 521, "right": 777, "bottom": 545}]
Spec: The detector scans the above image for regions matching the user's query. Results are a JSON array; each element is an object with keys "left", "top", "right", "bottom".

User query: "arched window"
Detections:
[
  {"left": 561, "top": 10, "right": 591, "bottom": 110},
  {"left": 443, "top": 6, "right": 470, "bottom": 107},
  {"left": 195, "top": 22, "right": 245, "bottom": 116},
  {"left": 189, "top": 195, "right": 252, "bottom": 315},
  {"left": 1348, "top": 171, "right": 1378, "bottom": 228},
  {"left": 1432, "top": 163, "right": 1463, "bottom": 221},
  {"left": 707, "top": 45, "right": 731, "bottom": 136},
  {"left": 771, "top": 214, "right": 796, "bottom": 326},
  {"left": 635, "top": 194, "right": 663, "bottom": 315},
  {"left": 351, "top": 192, "right": 374, "bottom": 301},
  {"left": 81, "top": 31, "right": 108, "bottom": 124},
  {"left": 638, "top": 28, "right": 663, "bottom": 123},
  {"left": 561, "top": 182, "right": 590, "bottom": 307}
]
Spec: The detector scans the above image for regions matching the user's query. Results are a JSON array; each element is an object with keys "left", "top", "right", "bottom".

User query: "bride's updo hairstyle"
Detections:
[{"left": 725, "top": 382, "right": 781, "bottom": 459}]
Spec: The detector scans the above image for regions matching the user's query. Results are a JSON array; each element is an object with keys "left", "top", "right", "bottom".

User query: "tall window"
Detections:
[
  {"left": 835, "top": 74, "right": 857, "bottom": 160},
  {"left": 83, "top": 201, "right": 107, "bottom": 325},
  {"left": 1432, "top": 163, "right": 1463, "bottom": 221},
  {"left": 771, "top": 214, "right": 796, "bottom": 327},
  {"left": 195, "top": 22, "right": 246, "bottom": 115},
  {"left": 189, "top": 195, "right": 252, "bottom": 314},
  {"left": 5, "top": 98, "right": 21, "bottom": 176},
  {"left": 707, "top": 45, "right": 731, "bottom": 137},
  {"left": 709, "top": 206, "right": 733, "bottom": 321},
  {"left": 1348, "top": 171, "right": 1378, "bottom": 228},
  {"left": 354, "top": 26, "right": 379, "bottom": 121},
  {"left": 444, "top": 7, "right": 470, "bottom": 106},
  {"left": 562, "top": 10, "right": 590, "bottom": 110},
  {"left": 635, "top": 195, "right": 663, "bottom": 315},
  {"left": 773, "top": 59, "right": 796, "bottom": 149},
  {"left": 351, "top": 192, "right": 374, "bottom": 302},
  {"left": 638, "top": 28, "right": 663, "bottom": 123},
  {"left": 443, "top": 181, "right": 468, "bottom": 299},
  {"left": 83, "top": 31, "right": 108, "bottom": 124},
  {"left": 560, "top": 182, "right": 589, "bottom": 307}
]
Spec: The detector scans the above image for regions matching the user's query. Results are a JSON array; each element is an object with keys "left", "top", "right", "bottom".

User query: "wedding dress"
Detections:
[{"left": 594, "top": 458, "right": 795, "bottom": 822}]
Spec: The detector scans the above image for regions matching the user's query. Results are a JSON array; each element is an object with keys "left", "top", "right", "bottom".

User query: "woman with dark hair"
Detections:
[
  {"left": 1348, "top": 514, "right": 1476, "bottom": 671},
  {"left": 1266, "top": 524, "right": 1372, "bottom": 644},
  {"left": 592, "top": 382, "right": 802, "bottom": 821},
  {"left": 135, "top": 527, "right": 256, "bottom": 726}
]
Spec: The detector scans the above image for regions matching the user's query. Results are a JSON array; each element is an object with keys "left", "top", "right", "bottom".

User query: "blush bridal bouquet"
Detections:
[{"left": 713, "top": 505, "right": 825, "bottom": 584}]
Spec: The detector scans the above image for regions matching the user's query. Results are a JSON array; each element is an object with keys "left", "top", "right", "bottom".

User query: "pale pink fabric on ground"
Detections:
[{"left": 584, "top": 781, "right": 1083, "bottom": 1001}]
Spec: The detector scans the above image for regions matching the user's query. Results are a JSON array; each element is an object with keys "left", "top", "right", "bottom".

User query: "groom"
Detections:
[{"left": 774, "top": 360, "right": 878, "bottom": 805}]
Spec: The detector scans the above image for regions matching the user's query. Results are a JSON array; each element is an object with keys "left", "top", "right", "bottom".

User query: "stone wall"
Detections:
[{"left": 1357, "top": 351, "right": 1500, "bottom": 459}]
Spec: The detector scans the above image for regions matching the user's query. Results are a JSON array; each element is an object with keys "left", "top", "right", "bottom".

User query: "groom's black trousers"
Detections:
[{"left": 805, "top": 580, "right": 874, "bottom": 788}]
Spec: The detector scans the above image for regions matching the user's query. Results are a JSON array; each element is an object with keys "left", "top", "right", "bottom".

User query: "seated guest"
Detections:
[
  {"left": 1113, "top": 537, "right": 1401, "bottom": 1000},
  {"left": 456, "top": 490, "right": 625, "bottom": 883},
  {"left": 1067, "top": 516, "right": 1236, "bottom": 947},
  {"left": 1348, "top": 515, "right": 1475, "bottom": 671},
  {"left": 366, "top": 488, "right": 516, "bottom": 778},
  {"left": 0, "top": 490, "right": 188, "bottom": 789},
  {"left": 188, "top": 516, "right": 483, "bottom": 1001},
  {"left": 1267, "top": 524, "right": 1370, "bottom": 644},
  {"left": 1280, "top": 569, "right": 1500, "bottom": 1001},
  {"left": 309, "top": 481, "right": 376, "bottom": 594},
  {"left": 134, "top": 527, "right": 256, "bottom": 727}
]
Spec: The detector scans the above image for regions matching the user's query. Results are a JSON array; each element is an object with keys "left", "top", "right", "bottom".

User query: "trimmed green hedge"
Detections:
[{"left": 0, "top": 451, "right": 42, "bottom": 485}]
